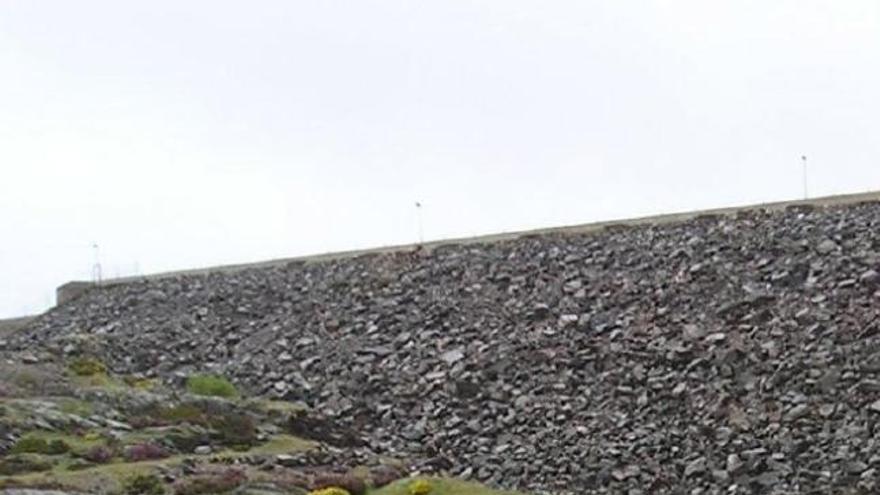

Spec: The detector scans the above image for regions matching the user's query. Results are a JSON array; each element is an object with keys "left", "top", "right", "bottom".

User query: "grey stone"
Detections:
[
  {"left": 684, "top": 457, "right": 706, "bottom": 477},
  {"left": 817, "top": 239, "right": 838, "bottom": 254},
  {"left": 784, "top": 404, "right": 809, "bottom": 422},
  {"left": 440, "top": 349, "right": 464, "bottom": 365},
  {"left": 726, "top": 454, "right": 743, "bottom": 474},
  {"left": 860, "top": 269, "right": 880, "bottom": 285}
]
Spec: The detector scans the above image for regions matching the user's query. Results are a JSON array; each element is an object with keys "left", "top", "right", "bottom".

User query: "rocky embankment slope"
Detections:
[{"left": 7, "top": 200, "right": 880, "bottom": 493}]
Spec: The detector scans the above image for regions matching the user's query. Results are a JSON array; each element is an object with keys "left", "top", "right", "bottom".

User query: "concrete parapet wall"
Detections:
[{"left": 56, "top": 281, "right": 99, "bottom": 306}]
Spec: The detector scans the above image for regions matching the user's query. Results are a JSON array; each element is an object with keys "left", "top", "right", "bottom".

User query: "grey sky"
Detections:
[{"left": 1, "top": 1, "right": 879, "bottom": 317}]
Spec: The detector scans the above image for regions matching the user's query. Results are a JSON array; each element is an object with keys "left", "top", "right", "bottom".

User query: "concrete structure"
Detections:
[
  {"left": 54, "top": 189, "right": 880, "bottom": 307},
  {"left": 56, "top": 281, "right": 98, "bottom": 306}
]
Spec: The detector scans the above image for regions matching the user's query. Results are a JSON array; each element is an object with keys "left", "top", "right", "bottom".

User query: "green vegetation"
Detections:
[
  {"left": 185, "top": 374, "right": 238, "bottom": 398},
  {"left": 208, "top": 412, "right": 257, "bottom": 449},
  {"left": 250, "top": 398, "right": 307, "bottom": 416},
  {"left": 172, "top": 468, "right": 245, "bottom": 495},
  {"left": 124, "top": 376, "right": 158, "bottom": 390},
  {"left": 157, "top": 403, "right": 207, "bottom": 424},
  {"left": 237, "top": 434, "right": 314, "bottom": 456},
  {"left": 12, "top": 370, "right": 40, "bottom": 390},
  {"left": 123, "top": 473, "right": 166, "bottom": 495},
  {"left": 58, "top": 397, "right": 95, "bottom": 416},
  {"left": 13, "top": 431, "right": 105, "bottom": 456},
  {"left": 10, "top": 435, "right": 70, "bottom": 455},
  {"left": 408, "top": 479, "right": 433, "bottom": 495},
  {"left": 310, "top": 489, "right": 350, "bottom": 495},
  {"left": 69, "top": 357, "right": 108, "bottom": 377},
  {"left": 1, "top": 454, "right": 183, "bottom": 493},
  {"left": 0, "top": 363, "right": 524, "bottom": 495},
  {"left": 313, "top": 473, "right": 366, "bottom": 495},
  {"left": 371, "top": 478, "right": 524, "bottom": 495},
  {"left": 0, "top": 454, "right": 53, "bottom": 475}
]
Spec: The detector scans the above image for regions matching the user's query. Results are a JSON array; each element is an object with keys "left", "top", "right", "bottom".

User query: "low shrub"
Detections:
[
  {"left": 58, "top": 398, "right": 94, "bottom": 416},
  {"left": 285, "top": 409, "right": 364, "bottom": 447},
  {"left": 173, "top": 468, "right": 246, "bottom": 495},
  {"left": 159, "top": 403, "right": 208, "bottom": 424},
  {"left": 166, "top": 429, "right": 211, "bottom": 453},
  {"left": 83, "top": 431, "right": 103, "bottom": 442},
  {"left": 123, "top": 474, "right": 166, "bottom": 495},
  {"left": 124, "top": 375, "right": 157, "bottom": 390},
  {"left": 69, "top": 357, "right": 108, "bottom": 376},
  {"left": 0, "top": 455, "right": 53, "bottom": 476},
  {"left": 10, "top": 436, "right": 70, "bottom": 455},
  {"left": 408, "top": 479, "right": 432, "bottom": 495},
  {"left": 311, "top": 473, "right": 366, "bottom": 495},
  {"left": 2, "top": 365, "right": 71, "bottom": 396},
  {"left": 128, "top": 403, "right": 207, "bottom": 429},
  {"left": 0, "top": 479, "right": 67, "bottom": 491},
  {"left": 269, "top": 470, "right": 311, "bottom": 491},
  {"left": 209, "top": 412, "right": 257, "bottom": 449},
  {"left": 124, "top": 442, "right": 169, "bottom": 462},
  {"left": 11, "top": 370, "right": 40, "bottom": 391},
  {"left": 370, "top": 465, "right": 407, "bottom": 488},
  {"left": 66, "top": 459, "right": 95, "bottom": 471},
  {"left": 307, "top": 489, "right": 350, "bottom": 495},
  {"left": 186, "top": 375, "right": 237, "bottom": 398},
  {"left": 82, "top": 445, "right": 115, "bottom": 463}
]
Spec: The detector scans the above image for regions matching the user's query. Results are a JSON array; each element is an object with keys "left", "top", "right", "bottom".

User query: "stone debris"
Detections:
[{"left": 8, "top": 200, "right": 880, "bottom": 493}]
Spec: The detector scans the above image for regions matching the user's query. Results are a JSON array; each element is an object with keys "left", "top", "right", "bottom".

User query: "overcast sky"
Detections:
[{"left": 1, "top": 1, "right": 879, "bottom": 317}]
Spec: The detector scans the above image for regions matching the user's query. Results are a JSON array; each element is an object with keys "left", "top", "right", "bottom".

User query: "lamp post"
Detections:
[
  {"left": 415, "top": 201, "right": 424, "bottom": 245},
  {"left": 92, "top": 243, "right": 102, "bottom": 285}
]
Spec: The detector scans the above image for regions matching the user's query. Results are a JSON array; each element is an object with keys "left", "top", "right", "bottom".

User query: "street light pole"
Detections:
[
  {"left": 415, "top": 201, "right": 424, "bottom": 245},
  {"left": 92, "top": 243, "right": 102, "bottom": 285},
  {"left": 801, "top": 155, "right": 808, "bottom": 200}
]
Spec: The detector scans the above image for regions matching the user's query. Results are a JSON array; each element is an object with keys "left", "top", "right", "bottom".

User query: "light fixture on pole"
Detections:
[{"left": 415, "top": 201, "right": 424, "bottom": 245}]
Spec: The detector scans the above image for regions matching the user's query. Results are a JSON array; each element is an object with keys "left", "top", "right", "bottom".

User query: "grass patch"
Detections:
[
  {"left": 10, "top": 435, "right": 70, "bottom": 455},
  {"left": 234, "top": 434, "right": 315, "bottom": 456},
  {"left": 248, "top": 399, "right": 307, "bottom": 416},
  {"left": 19, "top": 431, "right": 104, "bottom": 454},
  {"left": 57, "top": 398, "right": 95, "bottom": 417},
  {"left": 370, "top": 478, "right": 525, "bottom": 495},
  {"left": 0, "top": 454, "right": 54, "bottom": 476},
  {"left": 186, "top": 375, "right": 237, "bottom": 398},
  {"left": 122, "top": 473, "right": 165, "bottom": 495},
  {"left": 124, "top": 376, "right": 158, "bottom": 390},
  {"left": 69, "top": 357, "right": 108, "bottom": 377},
  {"left": 1, "top": 454, "right": 185, "bottom": 493},
  {"left": 71, "top": 372, "right": 127, "bottom": 389},
  {"left": 157, "top": 403, "right": 207, "bottom": 424}
]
